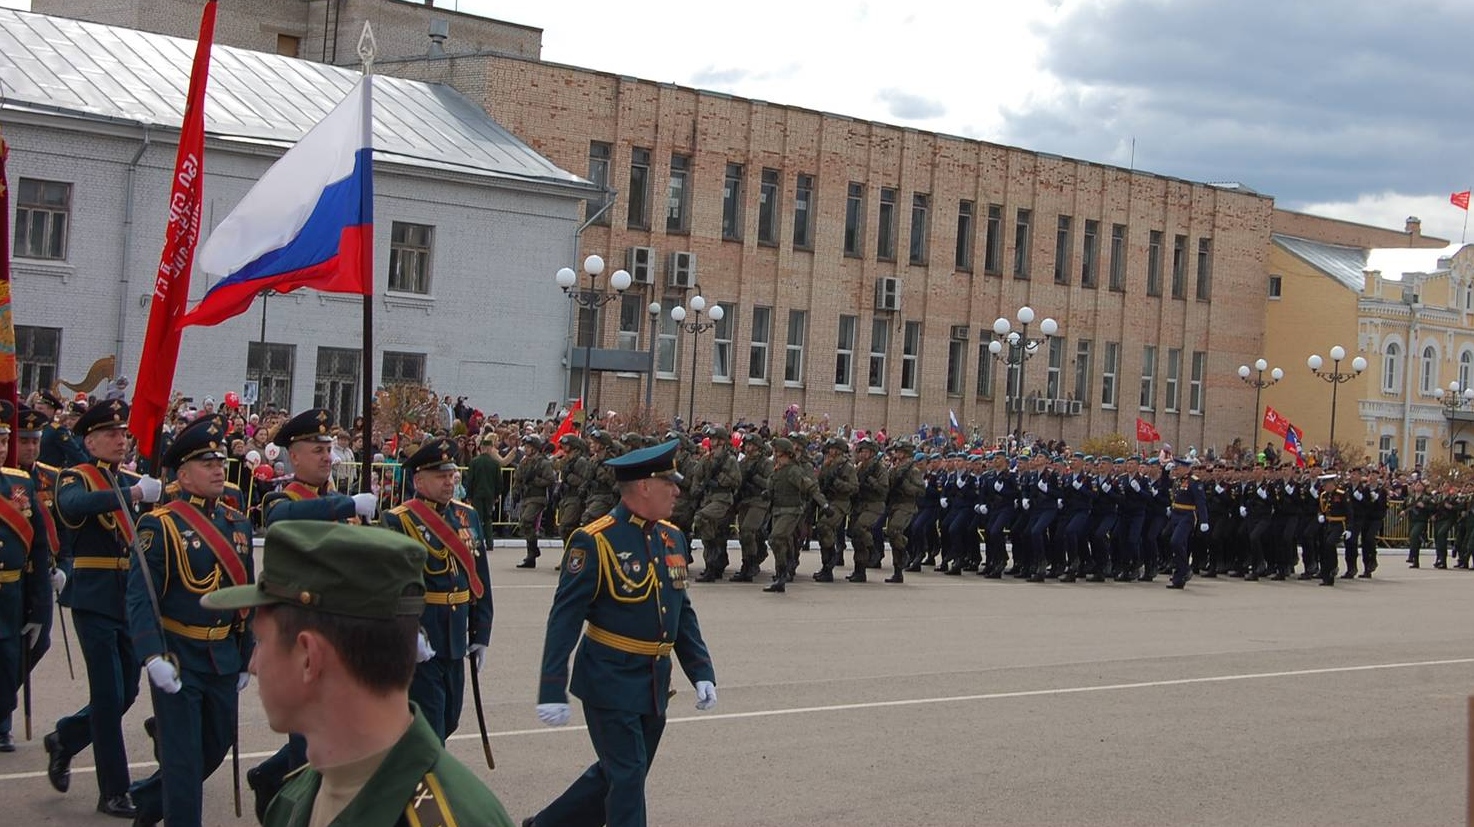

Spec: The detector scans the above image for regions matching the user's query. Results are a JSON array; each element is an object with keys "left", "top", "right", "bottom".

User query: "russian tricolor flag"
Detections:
[{"left": 178, "top": 76, "right": 373, "bottom": 329}]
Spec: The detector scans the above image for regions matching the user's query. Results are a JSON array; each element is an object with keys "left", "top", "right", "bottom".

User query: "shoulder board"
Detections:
[
  {"left": 387, "top": 503, "right": 410, "bottom": 517},
  {"left": 224, "top": 481, "right": 244, "bottom": 494},
  {"left": 35, "top": 462, "right": 59, "bottom": 474},
  {"left": 1, "top": 467, "right": 30, "bottom": 480},
  {"left": 582, "top": 514, "right": 617, "bottom": 535},
  {"left": 450, "top": 498, "right": 473, "bottom": 510},
  {"left": 657, "top": 519, "right": 681, "bottom": 532},
  {"left": 146, "top": 505, "right": 172, "bottom": 519}
]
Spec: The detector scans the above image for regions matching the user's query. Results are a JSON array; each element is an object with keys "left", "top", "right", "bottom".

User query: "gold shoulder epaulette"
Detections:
[
  {"left": 1, "top": 467, "right": 29, "bottom": 480},
  {"left": 582, "top": 514, "right": 616, "bottom": 535},
  {"left": 387, "top": 503, "right": 410, "bottom": 517},
  {"left": 657, "top": 519, "right": 680, "bottom": 531},
  {"left": 450, "top": 498, "right": 473, "bottom": 510},
  {"left": 146, "top": 505, "right": 172, "bottom": 519}
]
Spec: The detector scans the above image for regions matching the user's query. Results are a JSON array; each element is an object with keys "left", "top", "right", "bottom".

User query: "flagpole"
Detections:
[
  {"left": 0, "top": 125, "right": 19, "bottom": 464},
  {"left": 356, "top": 24, "right": 376, "bottom": 494},
  {"left": 1464, "top": 184, "right": 1470, "bottom": 244}
]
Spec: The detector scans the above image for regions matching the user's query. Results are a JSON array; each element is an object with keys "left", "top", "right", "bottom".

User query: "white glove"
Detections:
[
  {"left": 1239, "top": 505, "right": 1247, "bottom": 517},
  {"left": 469, "top": 643, "right": 487, "bottom": 672},
  {"left": 1072, "top": 479, "right": 1083, "bottom": 490},
  {"left": 1317, "top": 513, "right": 1326, "bottom": 524},
  {"left": 146, "top": 656, "right": 182, "bottom": 694},
  {"left": 1102, "top": 482, "right": 1112, "bottom": 493},
  {"left": 1286, "top": 485, "right": 1295, "bottom": 494},
  {"left": 1021, "top": 498, "right": 1031, "bottom": 510},
  {"left": 1257, "top": 487, "right": 1268, "bottom": 499},
  {"left": 993, "top": 481, "right": 1004, "bottom": 492},
  {"left": 351, "top": 492, "right": 378, "bottom": 519},
  {"left": 1129, "top": 479, "right": 1141, "bottom": 492},
  {"left": 50, "top": 568, "right": 66, "bottom": 592},
  {"left": 416, "top": 629, "right": 436, "bottom": 663},
  {"left": 1353, "top": 490, "right": 1364, "bottom": 501},
  {"left": 1199, "top": 523, "right": 1209, "bottom": 533},
  {"left": 135, "top": 475, "right": 163, "bottom": 504},
  {"left": 695, "top": 680, "right": 717, "bottom": 711},
  {"left": 537, "top": 702, "right": 571, "bottom": 726},
  {"left": 1371, "top": 491, "right": 1380, "bottom": 501},
  {"left": 940, "top": 497, "right": 949, "bottom": 509},
  {"left": 1165, "top": 506, "right": 1172, "bottom": 517},
  {"left": 1214, "top": 485, "right": 1224, "bottom": 494},
  {"left": 973, "top": 504, "right": 984, "bottom": 514},
  {"left": 1057, "top": 499, "right": 1064, "bottom": 510},
  {"left": 957, "top": 478, "right": 969, "bottom": 488},
  {"left": 21, "top": 622, "right": 41, "bottom": 647},
  {"left": 1037, "top": 479, "right": 1048, "bottom": 493},
  {"left": 1341, "top": 530, "right": 1352, "bottom": 541},
  {"left": 237, "top": 672, "right": 250, "bottom": 692}
]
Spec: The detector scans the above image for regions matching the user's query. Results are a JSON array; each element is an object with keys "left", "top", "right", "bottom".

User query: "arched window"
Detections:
[
  {"left": 1421, "top": 345, "right": 1437, "bottom": 394},
  {"left": 1461, "top": 350, "right": 1473, "bottom": 391},
  {"left": 1382, "top": 342, "right": 1400, "bottom": 393}
]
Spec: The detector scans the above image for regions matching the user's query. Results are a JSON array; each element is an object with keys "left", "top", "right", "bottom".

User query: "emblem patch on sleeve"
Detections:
[{"left": 565, "top": 547, "right": 586, "bottom": 575}]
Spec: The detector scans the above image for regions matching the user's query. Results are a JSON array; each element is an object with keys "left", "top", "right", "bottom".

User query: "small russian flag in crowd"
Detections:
[
  {"left": 178, "top": 76, "right": 374, "bottom": 329},
  {"left": 948, "top": 409, "right": 962, "bottom": 445}
]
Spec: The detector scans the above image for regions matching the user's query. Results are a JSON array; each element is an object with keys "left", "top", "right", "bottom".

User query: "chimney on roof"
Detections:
[
  {"left": 428, "top": 18, "right": 449, "bottom": 56},
  {"left": 1406, "top": 216, "right": 1422, "bottom": 240}
]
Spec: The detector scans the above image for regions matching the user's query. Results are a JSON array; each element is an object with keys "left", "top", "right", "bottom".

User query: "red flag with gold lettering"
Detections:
[{"left": 130, "top": 0, "right": 217, "bottom": 462}]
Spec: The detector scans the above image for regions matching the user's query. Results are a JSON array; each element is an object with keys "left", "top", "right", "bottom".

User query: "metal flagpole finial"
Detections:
[{"left": 357, "top": 21, "right": 377, "bottom": 74}]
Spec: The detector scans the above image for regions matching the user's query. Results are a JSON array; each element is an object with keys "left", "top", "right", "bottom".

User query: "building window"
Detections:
[
  {"left": 1195, "top": 237, "right": 1213, "bottom": 300},
  {"left": 757, "top": 169, "right": 780, "bottom": 246},
  {"left": 793, "top": 174, "right": 815, "bottom": 250},
  {"left": 1415, "top": 436, "right": 1429, "bottom": 469},
  {"left": 275, "top": 33, "right": 301, "bottom": 57},
  {"left": 1045, "top": 337, "right": 1064, "bottom": 398},
  {"left": 946, "top": 332, "right": 967, "bottom": 397},
  {"left": 313, "top": 347, "right": 360, "bottom": 427},
  {"left": 955, "top": 200, "right": 975, "bottom": 272},
  {"left": 901, "top": 321, "right": 921, "bottom": 394},
  {"left": 1268, "top": 275, "right": 1282, "bottom": 299},
  {"left": 1074, "top": 338, "right": 1093, "bottom": 402},
  {"left": 1420, "top": 345, "right": 1436, "bottom": 395},
  {"left": 984, "top": 204, "right": 1003, "bottom": 275},
  {"left": 574, "top": 302, "right": 596, "bottom": 349},
  {"left": 749, "top": 305, "right": 771, "bottom": 382},
  {"left": 616, "top": 293, "right": 643, "bottom": 351},
  {"left": 1461, "top": 350, "right": 1473, "bottom": 390},
  {"left": 585, "top": 142, "right": 613, "bottom": 225},
  {"left": 877, "top": 187, "right": 897, "bottom": 260},
  {"left": 1147, "top": 230, "right": 1163, "bottom": 296},
  {"left": 712, "top": 303, "right": 735, "bottom": 381},
  {"left": 909, "top": 193, "right": 930, "bottom": 265},
  {"left": 1140, "top": 345, "right": 1157, "bottom": 410},
  {"left": 1053, "top": 215, "right": 1072, "bottom": 285},
  {"left": 247, "top": 342, "right": 296, "bottom": 410},
  {"left": 1377, "top": 435, "right": 1393, "bottom": 466},
  {"left": 1382, "top": 342, "right": 1400, "bottom": 394},
  {"left": 844, "top": 183, "right": 865, "bottom": 257},
  {"left": 722, "top": 163, "right": 744, "bottom": 241},
  {"left": 1081, "top": 220, "right": 1099, "bottom": 288},
  {"left": 868, "top": 318, "right": 889, "bottom": 392},
  {"left": 627, "top": 147, "right": 651, "bottom": 229},
  {"left": 1164, "top": 348, "right": 1182, "bottom": 412},
  {"left": 784, "top": 310, "right": 807, "bottom": 386},
  {"left": 1189, "top": 350, "right": 1207, "bottom": 414},
  {"left": 835, "top": 314, "right": 856, "bottom": 390},
  {"left": 15, "top": 325, "right": 60, "bottom": 395},
  {"left": 666, "top": 153, "right": 690, "bottom": 233},
  {"left": 380, "top": 349, "right": 423, "bottom": 387},
  {"left": 1109, "top": 224, "right": 1127, "bottom": 291},
  {"left": 14, "top": 178, "right": 72, "bottom": 260},
  {"left": 976, "top": 341, "right": 994, "bottom": 398},
  {"left": 1171, "top": 234, "right": 1188, "bottom": 299},
  {"left": 388, "top": 222, "right": 433, "bottom": 294},
  {"left": 657, "top": 301, "right": 680, "bottom": 378},
  {"left": 1101, "top": 341, "right": 1119, "bottom": 409},
  {"left": 1013, "top": 208, "right": 1032, "bottom": 279}
]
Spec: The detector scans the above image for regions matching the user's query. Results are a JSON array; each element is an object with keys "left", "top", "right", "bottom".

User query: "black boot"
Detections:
[
  {"left": 884, "top": 566, "right": 905, "bottom": 583},
  {"left": 762, "top": 578, "right": 786, "bottom": 593},
  {"left": 845, "top": 566, "right": 867, "bottom": 583},
  {"left": 44, "top": 731, "right": 70, "bottom": 793},
  {"left": 728, "top": 564, "right": 755, "bottom": 583},
  {"left": 812, "top": 566, "right": 834, "bottom": 582}
]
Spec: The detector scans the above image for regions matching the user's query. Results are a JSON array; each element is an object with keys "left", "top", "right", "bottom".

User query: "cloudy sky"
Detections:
[{"left": 7, "top": 0, "right": 1471, "bottom": 242}]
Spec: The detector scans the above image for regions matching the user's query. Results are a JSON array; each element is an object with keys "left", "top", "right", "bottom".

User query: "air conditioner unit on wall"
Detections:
[
  {"left": 1007, "top": 396, "right": 1025, "bottom": 412},
  {"left": 1052, "top": 399, "right": 1070, "bottom": 414},
  {"left": 950, "top": 325, "right": 969, "bottom": 341},
  {"left": 626, "top": 246, "right": 655, "bottom": 284},
  {"left": 1032, "top": 397, "right": 1052, "bottom": 414},
  {"left": 1068, "top": 400, "right": 1084, "bottom": 416},
  {"left": 668, "top": 251, "right": 695, "bottom": 289},
  {"left": 875, "top": 277, "right": 900, "bottom": 312}
]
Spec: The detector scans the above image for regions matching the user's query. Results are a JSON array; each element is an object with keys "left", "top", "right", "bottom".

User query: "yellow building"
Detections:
[{"left": 1263, "top": 216, "right": 1469, "bottom": 469}]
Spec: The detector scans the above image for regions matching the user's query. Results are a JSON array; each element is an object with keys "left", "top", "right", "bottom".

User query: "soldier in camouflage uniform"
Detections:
[
  {"left": 580, "top": 431, "right": 622, "bottom": 525},
  {"left": 555, "top": 434, "right": 594, "bottom": 545},
  {"left": 514, "top": 435, "right": 558, "bottom": 568},
  {"left": 762, "top": 438, "right": 829, "bottom": 593},
  {"left": 847, "top": 439, "right": 889, "bottom": 583},
  {"left": 670, "top": 433, "right": 702, "bottom": 539},
  {"left": 882, "top": 442, "right": 925, "bottom": 583},
  {"left": 693, "top": 429, "right": 742, "bottom": 581},
  {"left": 731, "top": 433, "right": 773, "bottom": 582},
  {"left": 813, "top": 438, "right": 859, "bottom": 582}
]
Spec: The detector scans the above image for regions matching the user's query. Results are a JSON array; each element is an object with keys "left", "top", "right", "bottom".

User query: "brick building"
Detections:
[{"left": 28, "top": 0, "right": 1449, "bottom": 452}]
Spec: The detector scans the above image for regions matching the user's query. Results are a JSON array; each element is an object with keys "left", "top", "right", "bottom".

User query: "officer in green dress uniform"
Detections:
[
  {"left": 382, "top": 438, "right": 494, "bottom": 741},
  {"left": 45, "top": 399, "right": 161, "bottom": 818},
  {"left": 246, "top": 407, "right": 377, "bottom": 820},
  {"left": 205, "top": 522, "right": 515, "bottom": 827},
  {"left": 0, "top": 402, "right": 54, "bottom": 752},
  {"left": 125, "top": 414, "right": 254, "bottom": 827},
  {"left": 528, "top": 440, "right": 718, "bottom": 827},
  {"left": 38, "top": 391, "right": 89, "bottom": 469},
  {"left": 13, "top": 406, "right": 63, "bottom": 702}
]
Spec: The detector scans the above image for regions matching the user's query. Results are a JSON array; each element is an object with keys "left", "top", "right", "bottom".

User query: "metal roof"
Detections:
[
  {"left": 0, "top": 9, "right": 594, "bottom": 190},
  {"left": 1272, "top": 234, "right": 1369, "bottom": 292}
]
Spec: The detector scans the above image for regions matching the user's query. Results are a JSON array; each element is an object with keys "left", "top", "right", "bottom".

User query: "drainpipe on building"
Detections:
[
  {"left": 114, "top": 127, "right": 152, "bottom": 368},
  {"left": 1403, "top": 297, "right": 1418, "bottom": 464},
  {"left": 565, "top": 189, "right": 619, "bottom": 405}
]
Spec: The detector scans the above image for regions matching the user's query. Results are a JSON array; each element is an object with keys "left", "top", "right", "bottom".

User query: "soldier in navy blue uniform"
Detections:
[
  {"left": 39, "top": 394, "right": 90, "bottom": 469},
  {"left": 1316, "top": 473, "right": 1351, "bottom": 586},
  {"left": 980, "top": 454, "right": 1017, "bottom": 578},
  {"left": 1139, "top": 459, "right": 1172, "bottom": 581},
  {"left": 1055, "top": 453, "right": 1095, "bottom": 582},
  {"left": 45, "top": 399, "right": 161, "bottom": 818},
  {"left": 527, "top": 440, "right": 717, "bottom": 827},
  {"left": 1113, "top": 457, "right": 1148, "bottom": 581},
  {"left": 125, "top": 414, "right": 255, "bottom": 827},
  {"left": 382, "top": 438, "right": 494, "bottom": 742},
  {"left": 246, "top": 407, "right": 379, "bottom": 818},
  {"left": 1023, "top": 457, "right": 1061, "bottom": 582},
  {"left": 0, "top": 403, "right": 54, "bottom": 753},
  {"left": 908, "top": 454, "right": 944, "bottom": 572},
  {"left": 1164, "top": 462, "right": 1210, "bottom": 589},
  {"left": 1085, "top": 458, "right": 1122, "bottom": 581}
]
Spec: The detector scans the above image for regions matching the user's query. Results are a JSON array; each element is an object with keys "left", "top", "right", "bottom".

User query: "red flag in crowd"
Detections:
[
  {"left": 1282, "top": 422, "right": 1306, "bottom": 467},
  {"left": 1262, "top": 405, "right": 1291, "bottom": 439},
  {"left": 0, "top": 127, "right": 19, "bottom": 463},
  {"left": 130, "top": 0, "right": 217, "bottom": 461},
  {"left": 1452, "top": 190, "right": 1470, "bottom": 211},
  {"left": 1135, "top": 417, "right": 1160, "bottom": 443},
  {"left": 549, "top": 399, "right": 583, "bottom": 450}
]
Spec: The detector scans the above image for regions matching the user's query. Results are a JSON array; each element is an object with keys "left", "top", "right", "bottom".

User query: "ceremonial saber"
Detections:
[
  {"left": 232, "top": 702, "right": 241, "bottom": 817},
  {"left": 21, "top": 635, "right": 31, "bottom": 740},
  {"left": 57, "top": 595, "right": 74, "bottom": 681},
  {"left": 469, "top": 661, "right": 494, "bottom": 771}
]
